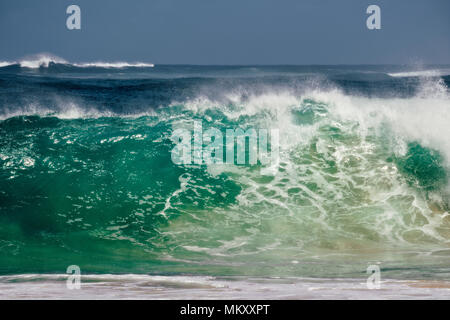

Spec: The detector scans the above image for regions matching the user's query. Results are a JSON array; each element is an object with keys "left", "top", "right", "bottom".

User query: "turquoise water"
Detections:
[{"left": 0, "top": 62, "right": 449, "bottom": 283}]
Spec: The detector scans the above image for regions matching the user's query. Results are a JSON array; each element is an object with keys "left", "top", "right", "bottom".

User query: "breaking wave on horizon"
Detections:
[{"left": 0, "top": 54, "right": 154, "bottom": 70}]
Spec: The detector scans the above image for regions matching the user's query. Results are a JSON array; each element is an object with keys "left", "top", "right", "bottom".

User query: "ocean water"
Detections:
[{"left": 0, "top": 57, "right": 450, "bottom": 299}]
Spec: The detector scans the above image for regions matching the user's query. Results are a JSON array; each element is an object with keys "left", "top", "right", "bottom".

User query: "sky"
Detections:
[{"left": 0, "top": 0, "right": 449, "bottom": 65}]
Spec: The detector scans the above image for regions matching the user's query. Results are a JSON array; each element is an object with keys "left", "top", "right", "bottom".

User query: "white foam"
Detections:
[
  {"left": 0, "top": 53, "right": 154, "bottom": 69},
  {"left": 165, "top": 77, "right": 450, "bottom": 248},
  {"left": 73, "top": 62, "right": 154, "bottom": 68},
  {"left": 0, "top": 61, "right": 15, "bottom": 68},
  {"left": 0, "top": 101, "right": 115, "bottom": 120},
  {"left": 19, "top": 54, "right": 67, "bottom": 68},
  {"left": 388, "top": 69, "right": 450, "bottom": 78}
]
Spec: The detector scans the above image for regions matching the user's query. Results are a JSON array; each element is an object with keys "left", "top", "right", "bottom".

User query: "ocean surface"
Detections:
[{"left": 0, "top": 56, "right": 450, "bottom": 299}]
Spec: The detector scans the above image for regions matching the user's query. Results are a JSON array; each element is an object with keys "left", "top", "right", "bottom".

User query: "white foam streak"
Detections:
[
  {"left": 308, "top": 86, "right": 450, "bottom": 162},
  {"left": 0, "top": 53, "right": 154, "bottom": 69},
  {"left": 169, "top": 78, "right": 450, "bottom": 246},
  {"left": 19, "top": 54, "right": 67, "bottom": 68},
  {"left": 2, "top": 274, "right": 449, "bottom": 299},
  {"left": 73, "top": 62, "right": 154, "bottom": 68},
  {"left": 388, "top": 69, "right": 450, "bottom": 77},
  {"left": 0, "top": 61, "right": 14, "bottom": 67}
]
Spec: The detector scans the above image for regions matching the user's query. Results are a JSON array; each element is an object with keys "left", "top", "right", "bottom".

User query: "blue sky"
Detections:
[{"left": 0, "top": 0, "right": 449, "bottom": 64}]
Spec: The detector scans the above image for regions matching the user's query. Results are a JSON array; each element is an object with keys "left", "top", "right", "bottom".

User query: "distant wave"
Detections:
[
  {"left": 0, "top": 64, "right": 449, "bottom": 278},
  {"left": 0, "top": 61, "right": 15, "bottom": 68},
  {"left": 388, "top": 69, "right": 450, "bottom": 78},
  {"left": 0, "top": 54, "right": 154, "bottom": 69},
  {"left": 73, "top": 62, "right": 155, "bottom": 68}
]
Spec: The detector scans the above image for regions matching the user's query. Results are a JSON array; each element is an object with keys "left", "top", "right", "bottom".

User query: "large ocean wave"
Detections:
[{"left": 0, "top": 61, "right": 449, "bottom": 278}]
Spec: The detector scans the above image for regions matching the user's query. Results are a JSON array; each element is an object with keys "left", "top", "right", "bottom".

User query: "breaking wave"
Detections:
[
  {"left": 0, "top": 63, "right": 449, "bottom": 278},
  {"left": 0, "top": 53, "right": 154, "bottom": 70}
]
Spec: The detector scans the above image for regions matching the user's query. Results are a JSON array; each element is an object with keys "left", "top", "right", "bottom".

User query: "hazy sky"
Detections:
[{"left": 0, "top": 0, "right": 449, "bottom": 65}]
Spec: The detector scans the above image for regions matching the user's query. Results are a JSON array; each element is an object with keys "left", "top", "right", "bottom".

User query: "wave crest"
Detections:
[{"left": 0, "top": 53, "right": 154, "bottom": 69}]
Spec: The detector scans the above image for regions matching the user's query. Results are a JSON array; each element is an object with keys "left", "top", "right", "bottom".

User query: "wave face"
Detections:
[{"left": 0, "top": 63, "right": 450, "bottom": 279}]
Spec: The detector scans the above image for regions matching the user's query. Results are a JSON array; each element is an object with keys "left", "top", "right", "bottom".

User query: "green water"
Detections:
[{"left": 1, "top": 95, "right": 449, "bottom": 280}]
